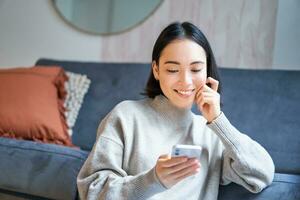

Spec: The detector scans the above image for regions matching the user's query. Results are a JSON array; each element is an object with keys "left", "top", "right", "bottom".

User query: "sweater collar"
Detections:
[{"left": 150, "top": 95, "right": 193, "bottom": 127}]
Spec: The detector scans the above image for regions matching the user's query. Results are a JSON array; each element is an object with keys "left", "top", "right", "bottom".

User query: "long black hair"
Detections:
[{"left": 144, "top": 21, "right": 222, "bottom": 98}]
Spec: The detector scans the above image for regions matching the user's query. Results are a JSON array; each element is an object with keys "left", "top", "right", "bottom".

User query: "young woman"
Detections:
[{"left": 77, "top": 22, "right": 274, "bottom": 200}]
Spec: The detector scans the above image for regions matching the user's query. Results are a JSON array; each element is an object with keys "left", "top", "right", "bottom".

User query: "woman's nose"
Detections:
[{"left": 179, "top": 71, "right": 193, "bottom": 85}]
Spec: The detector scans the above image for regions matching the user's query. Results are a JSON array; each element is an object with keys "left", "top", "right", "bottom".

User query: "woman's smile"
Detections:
[{"left": 174, "top": 89, "right": 195, "bottom": 98}]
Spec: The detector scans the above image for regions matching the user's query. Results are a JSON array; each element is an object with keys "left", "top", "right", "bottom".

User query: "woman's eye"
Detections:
[
  {"left": 167, "top": 69, "right": 178, "bottom": 73},
  {"left": 191, "top": 69, "right": 202, "bottom": 73}
]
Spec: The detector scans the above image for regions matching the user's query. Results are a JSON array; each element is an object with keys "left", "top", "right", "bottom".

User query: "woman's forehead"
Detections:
[{"left": 160, "top": 39, "right": 206, "bottom": 64}]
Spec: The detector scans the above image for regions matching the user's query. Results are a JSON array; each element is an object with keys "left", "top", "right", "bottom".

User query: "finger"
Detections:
[
  {"left": 158, "top": 154, "right": 170, "bottom": 159},
  {"left": 174, "top": 166, "right": 200, "bottom": 182},
  {"left": 196, "top": 100, "right": 211, "bottom": 114},
  {"left": 200, "top": 91, "right": 214, "bottom": 98},
  {"left": 161, "top": 157, "right": 188, "bottom": 167},
  {"left": 197, "top": 91, "right": 219, "bottom": 102},
  {"left": 195, "top": 85, "right": 204, "bottom": 100},
  {"left": 158, "top": 154, "right": 171, "bottom": 162},
  {"left": 197, "top": 86, "right": 216, "bottom": 101},
  {"left": 167, "top": 159, "right": 199, "bottom": 175},
  {"left": 203, "top": 84, "right": 214, "bottom": 92},
  {"left": 206, "top": 77, "right": 219, "bottom": 92},
  {"left": 196, "top": 95, "right": 207, "bottom": 110},
  {"left": 199, "top": 97, "right": 217, "bottom": 107},
  {"left": 171, "top": 163, "right": 200, "bottom": 180},
  {"left": 196, "top": 94, "right": 212, "bottom": 106}
]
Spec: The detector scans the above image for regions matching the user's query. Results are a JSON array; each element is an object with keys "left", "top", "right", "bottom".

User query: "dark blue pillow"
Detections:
[{"left": 0, "top": 137, "right": 88, "bottom": 200}]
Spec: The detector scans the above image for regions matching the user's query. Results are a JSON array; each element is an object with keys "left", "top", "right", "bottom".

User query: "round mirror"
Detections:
[{"left": 53, "top": 0, "right": 163, "bottom": 35}]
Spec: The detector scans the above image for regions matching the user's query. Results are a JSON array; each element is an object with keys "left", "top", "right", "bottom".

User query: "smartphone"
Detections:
[{"left": 171, "top": 144, "right": 202, "bottom": 159}]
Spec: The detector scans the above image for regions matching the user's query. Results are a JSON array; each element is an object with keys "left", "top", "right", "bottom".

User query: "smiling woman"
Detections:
[
  {"left": 152, "top": 39, "right": 208, "bottom": 109},
  {"left": 76, "top": 22, "right": 275, "bottom": 200},
  {"left": 52, "top": 0, "right": 163, "bottom": 35}
]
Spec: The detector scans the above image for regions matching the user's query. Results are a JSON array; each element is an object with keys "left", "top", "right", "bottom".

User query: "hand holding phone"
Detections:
[
  {"left": 171, "top": 144, "right": 202, "bottom": 160},
  {"left": 155, "top": 151, "right": 201, "bottom": 188}
]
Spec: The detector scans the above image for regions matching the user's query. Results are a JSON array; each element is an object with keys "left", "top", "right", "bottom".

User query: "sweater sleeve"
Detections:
[
  {"left": 77, "top": 109, "right": 166, "bottom": 200},
  {"left": 207, "top": 112, "right": 275, "bottom": 193}
]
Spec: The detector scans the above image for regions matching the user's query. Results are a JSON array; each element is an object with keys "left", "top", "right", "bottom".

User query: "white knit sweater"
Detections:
[{"left": 77, "top": 95, "right": 274, "bottom": 200}]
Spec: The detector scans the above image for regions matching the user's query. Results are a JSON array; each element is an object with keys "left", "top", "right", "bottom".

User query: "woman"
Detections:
[{"left": 77, "top": 22, "right": 274, "bottom": 200}]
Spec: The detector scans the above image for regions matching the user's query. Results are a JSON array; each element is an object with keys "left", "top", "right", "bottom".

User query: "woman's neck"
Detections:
[{"left": 150, "top": 95, "right": 192, "bottom": 128}]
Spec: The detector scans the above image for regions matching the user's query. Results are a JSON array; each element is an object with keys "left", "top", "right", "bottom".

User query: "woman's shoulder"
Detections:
[
  {"left": 109, "top": 98, "right": 151, "bottom": 116},
  {"left": 98, "top": 98, "right": 151, "bottom": 133},
  {"left": 115, "top": 98, "right": 149, "bottom": 109}
]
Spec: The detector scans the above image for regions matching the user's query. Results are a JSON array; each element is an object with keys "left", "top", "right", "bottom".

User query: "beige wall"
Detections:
[
  {"left": 101, "top": 0, "right": 278, "bottom": 69},
  {"left": 1, "top": 0, "right": 298, "bottom": 70}
]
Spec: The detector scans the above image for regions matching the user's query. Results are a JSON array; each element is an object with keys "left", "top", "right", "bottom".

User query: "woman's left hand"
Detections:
[{"left": 195, "top": 77, "right": 221, "bottom": 123}]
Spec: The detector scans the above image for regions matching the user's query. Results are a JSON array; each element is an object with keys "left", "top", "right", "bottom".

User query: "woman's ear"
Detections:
[{"left": 152, "top": 61, "right": 159, "bottom": 81}]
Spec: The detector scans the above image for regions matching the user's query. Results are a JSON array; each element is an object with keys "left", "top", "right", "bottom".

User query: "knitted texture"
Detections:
[{"left": 77, "top": 95, "right": 274, "bottom": 200}]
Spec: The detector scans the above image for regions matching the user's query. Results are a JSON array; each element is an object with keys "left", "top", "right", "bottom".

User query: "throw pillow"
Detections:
[
  {"left": 0, "top": 66, "right": 74, "bottom": 147},
  {"left": 64, "top": 71, "right": 91, "bottom": 136}
]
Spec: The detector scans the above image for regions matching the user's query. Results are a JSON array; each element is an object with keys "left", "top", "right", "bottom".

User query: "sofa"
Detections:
[{"left": 0, "top": 58, "right": 299, "bottom": 200}]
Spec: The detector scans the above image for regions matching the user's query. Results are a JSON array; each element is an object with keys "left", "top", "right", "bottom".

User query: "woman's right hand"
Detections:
[{"left": 155, "top": 154, "right": 201, "bottom": 188}]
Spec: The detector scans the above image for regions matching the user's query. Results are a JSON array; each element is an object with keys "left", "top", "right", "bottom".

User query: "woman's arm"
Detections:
[
  {"left": 196, "top": 77, "right": 274, "bottom": 193},
  {"left": 77, "top": 110, "right": 166, "bottom": 200},
  {"left": 207, "top": 112, "right": 275, "bottom": 193}
]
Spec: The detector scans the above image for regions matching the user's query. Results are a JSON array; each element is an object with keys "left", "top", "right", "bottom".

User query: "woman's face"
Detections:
[{"left": 153, "top": 39, "right": 207, "bottom": 109}]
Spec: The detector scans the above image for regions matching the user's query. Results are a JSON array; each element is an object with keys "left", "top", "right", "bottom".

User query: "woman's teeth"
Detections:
[{"left": 175, "top": 90, "right": 194, "bottom": 95}]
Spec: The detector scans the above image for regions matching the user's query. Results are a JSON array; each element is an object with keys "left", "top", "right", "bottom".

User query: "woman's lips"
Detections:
[{"left": 174, "top": 89, "right": 195, "bottom": 98}]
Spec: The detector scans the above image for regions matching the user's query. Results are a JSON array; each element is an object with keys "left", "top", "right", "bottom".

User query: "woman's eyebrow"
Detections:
[
  {"left": 164, "top": 61, "right": 180, "bottom": 65},
  {"left": 164, "top": 60, "right": 204, "bottom": 65},
  {"left": 190, "top": 61, "right": 204, "bottom": 65}
]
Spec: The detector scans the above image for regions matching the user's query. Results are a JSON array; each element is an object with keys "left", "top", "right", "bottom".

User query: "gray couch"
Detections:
[{"left": 0, "top": 58, "right": 299, "bottom": 200}]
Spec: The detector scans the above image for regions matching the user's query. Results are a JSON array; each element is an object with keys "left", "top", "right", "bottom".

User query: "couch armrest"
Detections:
[
  {"left": 218, "top": 173, "right": 300, "bottom": 200},
  {"left": 0, "top": 137, "right": 89, "bottom": 200}
]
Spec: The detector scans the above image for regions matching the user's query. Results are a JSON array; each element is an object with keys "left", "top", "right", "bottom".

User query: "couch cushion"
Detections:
[
  {"left": 218, "top": 173, "right": 300, "bottom": 200},
  {"left": 0, "top": 67, "right": 73, "bottom": 147},
  {"left": 219, "top": 68, "right": 300, "bottom": 174},
  {"left": 0, "top": 189, "right": 51, "bottom": 200},
  {"left": 0, "top": 137, "right": 89, "bottom": 200}
]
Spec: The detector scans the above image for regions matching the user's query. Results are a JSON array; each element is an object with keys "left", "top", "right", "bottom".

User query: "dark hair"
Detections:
[{"left": 143, "top": 21, "right": 222, "bottom": 98}]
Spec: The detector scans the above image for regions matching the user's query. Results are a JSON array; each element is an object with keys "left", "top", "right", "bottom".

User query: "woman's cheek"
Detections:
[{"left": 195, "top": 75, "right": 206, "bottom": 89}]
